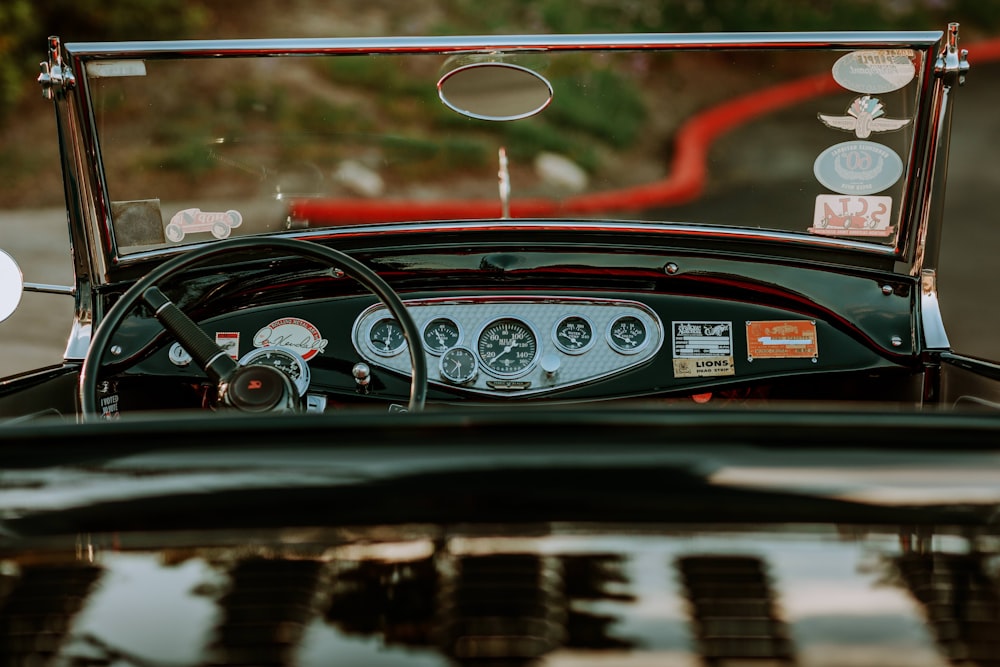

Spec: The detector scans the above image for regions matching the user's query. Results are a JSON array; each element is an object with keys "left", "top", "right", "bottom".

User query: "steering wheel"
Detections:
[{"left": 80, "top": 237, "right": 427, "bottom": 418}]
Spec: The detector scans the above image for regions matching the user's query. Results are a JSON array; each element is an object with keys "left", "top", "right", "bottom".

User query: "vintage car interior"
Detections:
[
  {"left": 1, "top": 25, "right": 1000, "bottom": 667},
  {"left": 1, "top": 26, "right": 995, "bottom": 420}
]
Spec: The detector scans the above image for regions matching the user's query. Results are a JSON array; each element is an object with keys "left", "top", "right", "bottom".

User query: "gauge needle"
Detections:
[{"left": 451, "top": 359, "right": 462, "bottom": 373}]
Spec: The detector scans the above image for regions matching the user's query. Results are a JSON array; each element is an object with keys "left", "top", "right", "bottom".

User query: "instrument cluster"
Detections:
[{"left": 352, "top": 296, "right": 663, "bottom": 396}]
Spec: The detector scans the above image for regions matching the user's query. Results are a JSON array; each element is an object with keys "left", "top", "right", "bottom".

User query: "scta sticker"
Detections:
[{"left": 809, "top": 195, "right": 893, "bottom": 237}]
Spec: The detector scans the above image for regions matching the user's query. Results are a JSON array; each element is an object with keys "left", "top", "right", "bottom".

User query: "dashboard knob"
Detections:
[
  {"left": 352, "top": 362, "right": 372, "bottom": 388},
  {"left": 540, "top": 352, "right": 560, "bottom": 377}
]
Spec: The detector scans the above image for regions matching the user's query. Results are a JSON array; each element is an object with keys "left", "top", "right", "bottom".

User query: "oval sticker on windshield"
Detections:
[
  {"left": 832, "top": 50, "right": 915, "bottom": 94},
  {"left": 813, "top": 140, "right": 903, "bottom": 195}
]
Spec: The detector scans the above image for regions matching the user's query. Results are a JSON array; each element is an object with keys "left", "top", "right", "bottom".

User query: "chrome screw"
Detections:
[
  {"left": 890, "top": 336, "right": 903, "bottom": 347},
  {"left": 110, "top": 345, "right": 123, "bottom": 356},
  {"left": 664, "top": 262, "right": 679, "bottom": 275},
  {"left": 881, "top": 285, "right": 893, "bottom": 296}
]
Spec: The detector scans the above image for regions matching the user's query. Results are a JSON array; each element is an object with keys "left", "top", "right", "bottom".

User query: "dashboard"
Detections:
[
  {"left": 352, "top": 297, "right": 664, "bottom": 396},
  {"left": 120, "top": 285, "right": 920, "bottom": 410},
  {"left": 101, "top": 230, "right": 926, "bottom": 410}
]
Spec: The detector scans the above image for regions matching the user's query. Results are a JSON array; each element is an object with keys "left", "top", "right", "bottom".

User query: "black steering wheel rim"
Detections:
[{"left": 80, "top": 237, "right": 427, "bottom": 418}]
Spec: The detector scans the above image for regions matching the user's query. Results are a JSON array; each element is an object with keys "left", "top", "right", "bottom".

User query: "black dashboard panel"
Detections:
[
  {"left": 120, "top": 288, "right": 918, "bottom": 407},
  {"left": 102, "top": 235, "right": 921, "bottom": 410}
]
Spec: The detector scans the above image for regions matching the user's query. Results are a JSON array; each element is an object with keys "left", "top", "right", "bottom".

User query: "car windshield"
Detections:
[{"left": 84, "top": 42, "right": 929, "bottom": 255}]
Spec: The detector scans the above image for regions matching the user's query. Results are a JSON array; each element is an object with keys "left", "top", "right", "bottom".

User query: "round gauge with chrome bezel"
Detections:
[
  {"left": 439, "top": 346, "right": 478, "bottom": 384},
  {"left": 552, "top": 314, "right": 595, "bottom": 354},
  {"left": 476, "top": 317, "right": 539, "bottom": 378},
  {"left": 422, "top": 317, "right": 462, "bottom": 355},
  {"left": 238, "top": 346, "right": 311, "bottom": 396},
  {"left": 366, "top": 317, "right": 407, "bottom": 357},
  {"left": 607, "top": 315, "right": 649, "bottom": 354}
]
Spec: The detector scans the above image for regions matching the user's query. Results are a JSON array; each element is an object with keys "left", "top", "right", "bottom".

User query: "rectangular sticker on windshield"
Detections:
[
  {"left": 86, "top": 60, "right": 147, "bottom": 78},
  {"left": 746, "top": 320, "right": 818, "bottom": 361},
  {"left": 809, "top": 195, "right": 893, "bottom": 237},
  {"left": 672, "top": 321, "right": 734, "bottom": 377}
]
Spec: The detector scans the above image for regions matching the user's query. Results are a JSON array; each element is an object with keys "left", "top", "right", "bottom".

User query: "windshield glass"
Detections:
[{"left": 85, "top": 46, "right": 927, "bottom": 255}]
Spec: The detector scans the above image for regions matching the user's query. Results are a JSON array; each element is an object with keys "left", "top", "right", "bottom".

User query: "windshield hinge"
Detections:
[
  {"left": 934, "top": 22, "right": 969, "bottom": 85},
  {"left": 38, "top": 36, "right": 76, "bottom": 100}
]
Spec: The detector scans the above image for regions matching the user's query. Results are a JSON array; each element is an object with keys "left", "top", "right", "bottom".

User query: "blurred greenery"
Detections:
[
  {"left": 0, "top": 0, "right": 207, "bottom": 119},
  {"left": 4, "top": 0, "right": 998, "bottom": 121},
  {"left": 434, "top": 0, "right": 1000, "bottom": 34},
  {"left": 3, "top": 0, "right": 999, "bottom": 190}
]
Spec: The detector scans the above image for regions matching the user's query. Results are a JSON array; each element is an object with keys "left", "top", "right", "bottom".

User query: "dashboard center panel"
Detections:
[{"left": 351, "top": 297, "right": 663, "bottom": 396}]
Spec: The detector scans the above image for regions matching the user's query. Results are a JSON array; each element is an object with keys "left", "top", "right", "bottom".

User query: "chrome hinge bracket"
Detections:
[
  {"left": 38, "top": 36, "right": 76, "bottom": 100},
  {"left": 934, "top": 22, "right": 969, "bottom": 85}
]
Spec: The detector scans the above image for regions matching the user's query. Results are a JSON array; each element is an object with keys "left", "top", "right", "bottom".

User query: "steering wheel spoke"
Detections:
[{"left": 142, "top": 286, "right": 237, "bottom": 382}]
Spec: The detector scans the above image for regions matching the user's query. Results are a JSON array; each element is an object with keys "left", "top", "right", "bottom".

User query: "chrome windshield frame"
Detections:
[{"left": 58, "top": 30, "right": 946, "bottom": 280}]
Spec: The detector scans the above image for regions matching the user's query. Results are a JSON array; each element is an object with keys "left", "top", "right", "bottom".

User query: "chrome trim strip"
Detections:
[
  {"left": 65, "top": 31, "right": 943, "bottom": 58},
  {"left": 920, "top": 269, "right": 950, "bottom": 350},
  {"left": 114, "top": 220, "right": 900, "bottom": 268},
  {"left": 911, "top": 24, "right": 963, "bottom": 277},
  {"left": 63, "top": 319, "right": 90, "bottom": 362},
  {"left": 23, "top": 282, "right": 74, "bottom": 296}
]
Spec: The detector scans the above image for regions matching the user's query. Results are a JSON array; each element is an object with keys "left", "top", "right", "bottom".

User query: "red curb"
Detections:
[{"left": 291, "top": 38, "right": 1000, "bottom": 225}]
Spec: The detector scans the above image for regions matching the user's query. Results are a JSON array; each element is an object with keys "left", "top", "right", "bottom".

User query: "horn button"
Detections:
[{"left": 224, "top": 365, "right": 296, "bottom": 412}]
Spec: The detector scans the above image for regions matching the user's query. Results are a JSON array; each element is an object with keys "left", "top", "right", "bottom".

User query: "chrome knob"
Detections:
[
  {"left": 540, "top": 352, "right": 560, "bottom": 378},
  {"left": 352, "top": 362, "right": 371, "bottom": 388}
]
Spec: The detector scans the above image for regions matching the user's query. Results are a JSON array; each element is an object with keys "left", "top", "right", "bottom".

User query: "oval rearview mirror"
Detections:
[
  {"left": 0, "top": 249, "right": 24, "bottom": 324},
  {"left": 438, "top": 62, "right": 553, "bottom": 122}
]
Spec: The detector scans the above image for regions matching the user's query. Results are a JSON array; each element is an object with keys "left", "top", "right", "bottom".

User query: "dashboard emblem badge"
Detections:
[{"left": 253, "top": 317, "right": 328, "bottom": 361}]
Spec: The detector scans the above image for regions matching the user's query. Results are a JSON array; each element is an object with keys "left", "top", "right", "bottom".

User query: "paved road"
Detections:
[
  {"left": 0, "top": 65, "right": 998, "bottom": 378},
  {"left": 0, "top": 209, "right": 74, "bottom": 376}
]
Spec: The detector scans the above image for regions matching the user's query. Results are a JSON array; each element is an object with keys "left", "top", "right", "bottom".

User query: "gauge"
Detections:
[
  {"left": 238, "top": 346, "right": 311, "bottom": 395},
  {"left": 607, "top": 315, "right": 648, "bottom": 354},
  {"left": 477, "top": 317, "right": 539, "bottom": 377},
  {"left": 366, "top": 317, "right": 407, "bottom": 356},
  {"left": 553, "top": 315, "right": 594, "bottom": 354},
  {"left": 439, "top": 346, "right": 478, "bottom": 384},
  {"left": 422, "top": 317, "right": 461, "bottom": 355}
]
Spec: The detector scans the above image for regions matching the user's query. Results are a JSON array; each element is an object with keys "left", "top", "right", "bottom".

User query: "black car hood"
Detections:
[{"left": 0, "top": 407, "right": 997, "bottom": 665}]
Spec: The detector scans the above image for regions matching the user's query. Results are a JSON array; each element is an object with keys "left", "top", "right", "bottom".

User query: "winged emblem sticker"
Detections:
[{"left": 817, "top": 96, "right": 910, "bottom": 138}]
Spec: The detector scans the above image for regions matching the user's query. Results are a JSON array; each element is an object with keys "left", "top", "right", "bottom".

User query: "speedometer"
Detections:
[{"left": 476, "top": 317, "right": 539, "bottom": 377}]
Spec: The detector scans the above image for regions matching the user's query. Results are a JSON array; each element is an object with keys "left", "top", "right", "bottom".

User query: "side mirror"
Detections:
[{"left": 0, "top": 250, "right": 24, "bottom": 324}]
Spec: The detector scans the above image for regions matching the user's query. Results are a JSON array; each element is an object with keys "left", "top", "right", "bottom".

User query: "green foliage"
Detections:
[
  {"left": 547, "top": 70, "right": 646, "bottom": 149},
  {"left": 0, "top": 0, "right": 207, "bottom": 118},
  {"left": 435, "top": 0, "right": 1000, "bottom": 34},
  {"left": 154, "top": 136, "right": 216, "bottom": 176},
  {"left": 503, "top": 120, "right": 599, "bottom": 172},
  {"left": 0, "top": 0, "right": 39, "bottom": 119},
  {"left": 379, "top": 134, "right": 489, "bottom": 178}
]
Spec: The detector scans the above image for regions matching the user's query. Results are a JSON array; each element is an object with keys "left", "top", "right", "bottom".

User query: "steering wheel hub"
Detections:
[{"left": 223, "top": 365, "right": 296, "bottom": 412}]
